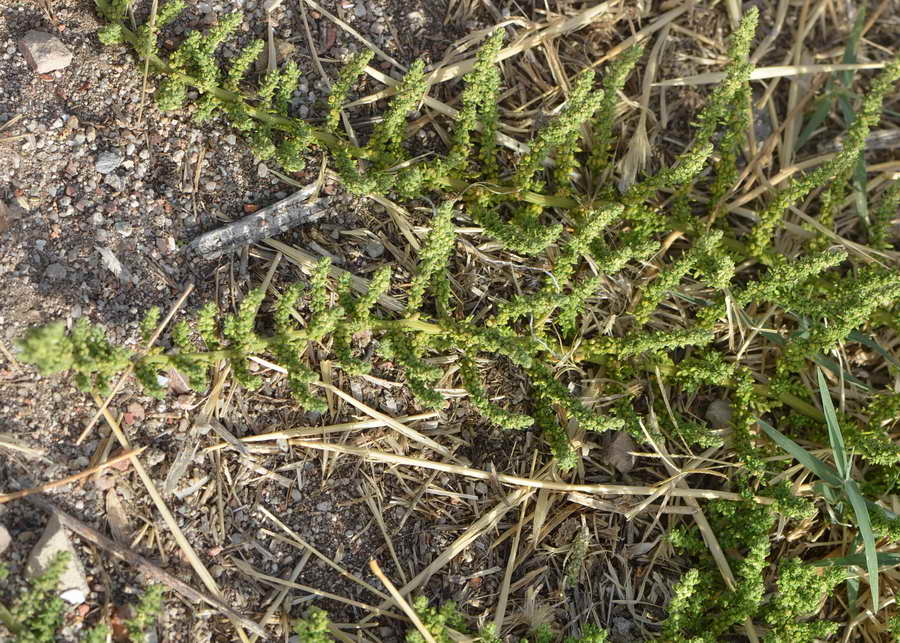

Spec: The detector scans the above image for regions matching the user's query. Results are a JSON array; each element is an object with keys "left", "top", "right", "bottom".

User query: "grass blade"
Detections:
[
  {"left": 814, "top": 552, "right": 900, "bottom": 569},
  {"left": 817, "top": 368, "right": 849, "bottom": 480},
  {"left": 844, "top": 478, "right": 879, "bottom": 612},
  {"left": 847, "top": 330, "right": 900, "bottom": 369},
  {"left": 756, "top": 418, "right": 842, "bottom": 486}
]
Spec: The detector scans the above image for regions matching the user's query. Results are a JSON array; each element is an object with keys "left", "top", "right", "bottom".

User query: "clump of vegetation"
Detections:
[
  {"left": 291, "top": 600, "right": 610, "bottom": 642},
  {"left": 15, "top": 1, "right": 900, "bottom": 640},
  {"left": 0, "top": 553, "right": 165, "bottom": 642}
]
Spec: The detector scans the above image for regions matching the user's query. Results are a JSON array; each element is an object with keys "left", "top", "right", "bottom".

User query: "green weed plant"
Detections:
[{"left": 15, "top": 2, "right": 900, "bottom": 639}]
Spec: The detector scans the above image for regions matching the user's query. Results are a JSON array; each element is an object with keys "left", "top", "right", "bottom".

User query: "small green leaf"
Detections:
[
  {"left": 814, "top": 552, "right": 900, "bottom": 569},
  {"left": 817, "top": 367, "right": 849, "bottom": 480},
  {"left": 757, "top": 418, "right": 842, "bottom": 486},
  {"left": 844, "top": 478, "right": 879, "bottom": 612}
]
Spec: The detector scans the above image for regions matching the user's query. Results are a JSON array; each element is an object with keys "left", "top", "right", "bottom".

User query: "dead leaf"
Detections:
[
  {"left": 107, "top": 448, "right": 133, "bottom": 472},
  {"left": 196, "top": 414, "right": 249, "bottom": 456},
  {"left": 323, "top": 26, "right": 336, "bottom": 50},
  {"left": 94, "top": 471, "right": 117, "bottom": 491},
  {"left": 623, "top": 538, "right": 659, "bottom": 559},
  {"left": 607, "top": 431, "right": 636, "bottom": 474},
  {"left": 106, "top": 489, "right": 132, "bottom": 545},
  {"left": 166, "top": 368, "right": 191, "bottom": 394}
]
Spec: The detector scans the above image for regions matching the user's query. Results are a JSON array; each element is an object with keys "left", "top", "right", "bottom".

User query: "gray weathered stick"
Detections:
[{"left": 191, "top": 185, "right": 329, "bottom": 259}]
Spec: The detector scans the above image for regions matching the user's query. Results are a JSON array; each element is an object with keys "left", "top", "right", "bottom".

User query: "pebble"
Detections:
[
  {"left": 95, "top": 151, "right": 124, "bottom": 174},
  {"left": 705, "top": 399, "right": 733, "bottom": 428},
  {"left": 103, "top": 173, "right": 125, "bottom": 192},
  {"left": 257, "top": 163, "right": 268, "bottom": 178},
  {"left": 354, "top": 2, "right": 366, "bottom": 18},
  {"left": 316, "top": 501, "right": 332, "bottom": 512},
  {"left": 0, "top": 524, "right": 10, "bottom": 555},
  {"left": 114, "top": 221, "right": 133, "bottom": 237},
  {"left": 364, "top": 240, "right": 385, "bottom": 258},
  {"left": 18, "top": 30, "right": 73, "bottom": 73},
  {"left": 224, "top": 134, "right": 236, "bottom": 145},
  {"left": 27, "top": 513, "right": 90, "bottom": 605},
  {"left": 45, "top": 263, "right": 67, "bottom": 280}
]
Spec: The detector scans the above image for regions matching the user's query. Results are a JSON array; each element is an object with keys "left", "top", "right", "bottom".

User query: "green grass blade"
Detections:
[
  {"left": 844, "top": 478, "right": 879, "bottom": 612},
  {"left": 817, "top": 367, "right": 849, "bottom": 480},
  {"left": 814, "top": 552, "right": 900, "bottom": 569},
  {"left": 796, "top": 93, "right": 835, "bottom": 150},
  {"left": 756, "top": 417, "right": 842, "bottom": 486},
  {"left": 847, "top": 330, "right": 900, "bottom": 369}
]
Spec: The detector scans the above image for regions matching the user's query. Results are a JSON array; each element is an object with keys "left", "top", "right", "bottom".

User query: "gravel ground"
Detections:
[{"left": 0, "top": 0, "right": 517, "bottom": 640}]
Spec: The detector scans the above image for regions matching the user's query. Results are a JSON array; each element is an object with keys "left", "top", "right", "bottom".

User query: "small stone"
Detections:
[
  {"left": 354, "top": 2, "right": 366, "bottom": 18},
  {"left": 257, "top": 163, "right": 268, "bottom": 178},
  {"left": 18, "top": 31, "right": 73, "bottom": 74},
  {"left": 315, "top": 501, "right": 332, "bottom": 512},
  {"left": 45, "top": 263, "right": 67, "bottom": 280},
  {"left": 224, "top": 134, "right": 237, "bottom": 145},
  {"left": 364, "top": 240, "right": 385, "bottom": 258},
  {"left": 0, "top": 524, "right": 10, "bottom": 555},
  {"left": 114, "top": 221, "right": 133, "bottom": 237},
  {"left": 95, "top": 151, "right": 124, "bottom": 174},
  {"left": 103, "top": 174, "right": 125, "bottom": 192},
  {"left": 705, "top": 399, "right": 733, "bottom": 429},
  {"left": 27, "top": 513, "right": 90, "bottom": 605}
]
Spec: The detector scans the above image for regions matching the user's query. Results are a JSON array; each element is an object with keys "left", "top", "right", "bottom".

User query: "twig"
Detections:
[{"left": 0, "top": 448, "right": 144, "bottom": 504}]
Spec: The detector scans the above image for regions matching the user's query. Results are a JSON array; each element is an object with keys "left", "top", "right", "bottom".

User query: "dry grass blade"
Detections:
[
  {"left": 303, "top": 0, "right": 405, "bottom": 73},
  {"left": 493, "top": 500, "right": 527, "bottom": 634},
  {"left": 657, "top": 62, "right": 890, "bottom": 86},
  {"left": 231, "top": 557, "right": 404, "bottom": 620},
  {"left": 369, "top": 558, "right": 437, "bottom": 643},
  {"left": 289, "top": 439, "right": 777, "bottom": 503},
  {"left": 0, "top": 432, "right": 45, "bottom": 459},
  {"left": 265, "top": 239, "right": 405, "bottom": 312},
  {"left": 376, "top": 488, "right": 533, "bottom": 610},
  {"left": 203, "top": 412, "right": 437, "bottom": 451},
  {"left": 257, "top": 506, "right": 390, "bottom": 601},
  {"left": 0, "top": 447, "right": 144, "bottom": 503},
  {"left": 91, "top": 393, "right": 252, "bottom": 642},
  {"left": 313, "top": 381, "right": 451, "bottom": 457}
]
